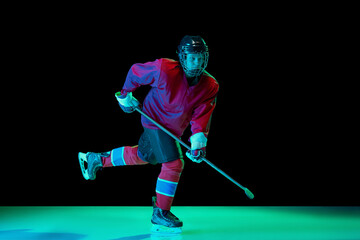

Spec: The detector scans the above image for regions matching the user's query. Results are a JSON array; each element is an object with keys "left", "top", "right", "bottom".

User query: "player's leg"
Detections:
[
  {"left": 155, "top": 159, "right": 184, "bottom": 211},
  {"left": 78, "top": 145, "right": 148, "bottom": 180},
  {"left": 143, "top": 127, "right": 184, "bottom": 233},
  {"left": 151, "top": 159, "right": 184, "bottom": 233}
]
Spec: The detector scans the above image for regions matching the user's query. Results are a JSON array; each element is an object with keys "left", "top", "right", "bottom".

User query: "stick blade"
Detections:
[{"left": 245, "top": 188, "right": 255, "bottom": 199}]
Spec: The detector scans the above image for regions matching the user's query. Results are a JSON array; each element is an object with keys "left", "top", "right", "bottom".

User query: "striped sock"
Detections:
[
  {"left": 155, "top": 159, "right": 184, "bottom": 210},
  {"left": 101, "top": 146, "right": 148, "bottom": 167}
]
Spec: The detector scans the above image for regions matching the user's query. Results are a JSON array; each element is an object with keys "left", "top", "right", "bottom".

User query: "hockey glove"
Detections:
[
  {"left": 186, "top": 148, "right": 206, "bottom": 163},
  {"left": 186, "top": 132, "right": 207, "bottom": 163},
  {"left": 115, "top": 91, "right": 140, "bottom": 113}
]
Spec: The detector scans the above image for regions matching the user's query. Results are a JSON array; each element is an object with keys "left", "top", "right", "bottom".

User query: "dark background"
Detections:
[{"left": 3, "top": 7, "right": 358, "bottom": 206}]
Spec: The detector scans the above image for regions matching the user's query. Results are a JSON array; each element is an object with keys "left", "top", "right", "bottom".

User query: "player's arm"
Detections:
[
  {"left": 121, "top": 59, "right": 161, "bottom": 94},
  {"left": 117, "top": 59, "right": 161, "bottom": 113},
  {"left": 187, "top": 89, "right": 218, "bottom": 163}
]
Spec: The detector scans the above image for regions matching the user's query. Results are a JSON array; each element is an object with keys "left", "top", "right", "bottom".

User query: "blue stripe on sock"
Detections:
[
  {"left": 111, "top": 147, "right": 126, "bottom": 166},
  {"left": 156, "top": 178, "right": 178, "bottom": 197}
]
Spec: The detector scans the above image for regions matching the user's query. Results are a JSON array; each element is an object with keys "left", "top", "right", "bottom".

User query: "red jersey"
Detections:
[{"left": 121, "top": 58, "right": 219, "bottom": 138}]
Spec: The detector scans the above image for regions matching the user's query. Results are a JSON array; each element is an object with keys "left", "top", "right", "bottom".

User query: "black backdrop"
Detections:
[{"left": 3, "top": 10, "right": 358, "bottom": 206}]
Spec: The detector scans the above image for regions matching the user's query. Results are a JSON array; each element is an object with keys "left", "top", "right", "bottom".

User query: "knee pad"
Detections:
[{"left": 162, "top": 159, "right": 184, "bottom": 174}]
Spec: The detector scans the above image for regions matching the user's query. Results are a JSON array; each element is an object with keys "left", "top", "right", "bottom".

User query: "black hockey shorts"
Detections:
[{"left": 138, "top": 127, "right": 183, "bottom": 165}]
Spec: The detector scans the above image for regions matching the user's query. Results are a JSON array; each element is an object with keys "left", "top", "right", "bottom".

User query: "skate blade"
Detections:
[
  {"left": 151, "top": 224, "right": 182, "bottom": 234},
  {"left": 78, "top": 152, "right": 90, "bottom": 180}
]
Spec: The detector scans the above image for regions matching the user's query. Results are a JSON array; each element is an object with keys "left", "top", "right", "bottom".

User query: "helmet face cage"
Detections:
[{"left": 177, "top": 36, "right": 209, "bottom": 78}]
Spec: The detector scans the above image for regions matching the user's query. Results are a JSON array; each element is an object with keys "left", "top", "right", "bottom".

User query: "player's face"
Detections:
[
  {"left": 185, "top": 53, "right": 205, "bottom": 70},
  {"left": 184, "top": 53, "right": 205, "bottom": 77}
]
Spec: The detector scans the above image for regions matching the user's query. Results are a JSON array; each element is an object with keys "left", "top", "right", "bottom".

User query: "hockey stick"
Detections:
[{"left": 133, "top": 107, "right": 254, "bottom": 200}]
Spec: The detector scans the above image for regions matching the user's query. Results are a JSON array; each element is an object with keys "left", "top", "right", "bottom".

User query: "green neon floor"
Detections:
[{"left": 1, "top": 207, "right": 359, "bottom": 240}]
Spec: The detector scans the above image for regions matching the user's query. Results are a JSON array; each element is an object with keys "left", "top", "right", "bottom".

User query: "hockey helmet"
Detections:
[{"left": 177, "top": 35, "right": 209, "bottom": 78}]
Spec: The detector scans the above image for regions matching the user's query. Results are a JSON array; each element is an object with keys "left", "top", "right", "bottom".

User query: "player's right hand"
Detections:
[{"left": 115, "top": 91, "right": 140, "bottom": 113}]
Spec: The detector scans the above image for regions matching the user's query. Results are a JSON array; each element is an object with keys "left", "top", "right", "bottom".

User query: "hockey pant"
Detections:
[{"left": 101, "top": 146, "right": 184, "bottom": 211}]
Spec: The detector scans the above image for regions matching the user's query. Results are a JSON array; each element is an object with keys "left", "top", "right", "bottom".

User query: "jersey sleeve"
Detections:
[
  {"left": 121, "top": 59, "right": 161, "bottom": 94},
  {"left": 190, "top": 83, "right": 219, "bottom": 137}
]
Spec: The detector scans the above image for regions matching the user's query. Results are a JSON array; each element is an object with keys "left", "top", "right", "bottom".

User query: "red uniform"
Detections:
[
  {"left": 121, "top": 58, "right": 219, "bottom": 138},
  {"left": 101, "top": 58, "right": 219, "bottom": 211},
  {"left": 80, "top": 36, "right": 216, "bottom": 230}
]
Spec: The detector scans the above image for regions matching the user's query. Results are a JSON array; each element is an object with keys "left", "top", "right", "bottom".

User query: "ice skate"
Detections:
[
  {"left": 78, "top": 152, "right": 107, "bottom": 180},
  {"left": 151, "top": 197, "right": 183, "bottom": 234}
]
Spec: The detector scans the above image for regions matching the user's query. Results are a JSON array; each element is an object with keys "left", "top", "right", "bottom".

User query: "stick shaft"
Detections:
[
  {"left": 135, "top": 107, "right": 247, "bottom": 191},
  {"left": 201, "top": 158, "right": 247, "bottom": 191}
]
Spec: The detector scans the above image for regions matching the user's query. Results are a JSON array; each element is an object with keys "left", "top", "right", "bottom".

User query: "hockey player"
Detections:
[{"left": 78, "top": 35, "right": 219, "bottom": 233}]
